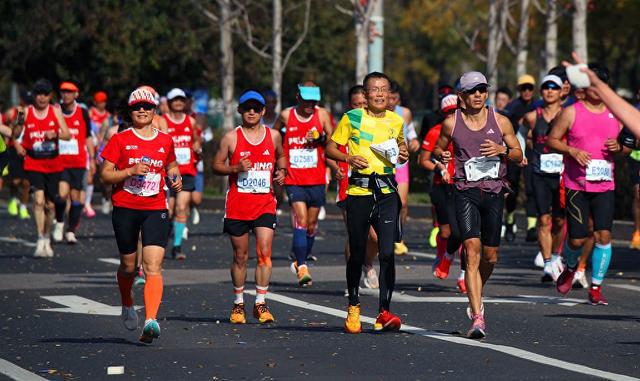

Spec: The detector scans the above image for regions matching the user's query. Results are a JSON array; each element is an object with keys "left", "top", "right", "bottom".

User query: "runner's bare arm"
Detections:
[
  {"left": 325, "top": 140, "right": 347, "bottom": 162},
  {"left": 418, "top": 149, "right": 437, "bottom": 171},
  {"left": 272, "top": 132, "right": 287, "bottom": 184},
  {"left": 157, "top": 117, "right": 168, "bottom": 134},
  {"left": 403, "top": 107, "right": 420, "bottom": 152},
  {"left": 166, "top": 161, "right": 182, "bottom": 192},
  {"left": 213, "top": 130, "right": 248, "bottom": 175},
  {"left": 546, "top": 106, "right": 590, "bottom": 166},
  {"left": 53, "top": 107, "right": 71, "bottom": 140},
  {"left": 0, "top": 124, "right": 11, "bottom": 138},
  {"left": 271, "top": 109, "right": 289, "bottom": 134},
  {"left": 100, "top": 159, "right": 146, "bottom": 185},
  {"left": 189, "top": 116, "right": 202, "bottom": 152},
  {"left": 320, "top": 108, "right": 333, "bottom": 137},
  {"left": 433, "top": 115, "right": 454, "bottom": 164},
  {"left": 494, "top": 114, "right": 524, "bottom": 163}
]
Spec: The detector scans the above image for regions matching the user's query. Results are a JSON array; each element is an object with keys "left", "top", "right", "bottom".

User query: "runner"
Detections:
[
  {"left": 4, "top": 90, "right": 31, "bottom": 220},
  {"left": 52, "top": 82, "right": 95, "bottom": 244},
  {"left": 433, "top": 71, "right": 523, "bottom": 338},
  {"left": 547, "top": 63, "right": 622, "bottom": 305},
  {"left": 326, "top": 71, "right": 409, "bottom": 334},
  {"left": 212, "top": 89, "right": 286, "bottom": 324},
  {"left": 494, "top": 87, "right": 512, "bottom": 113},
  {"left": 100, "top": 87, "right": 182, "bottom": 344},
  {"left": 158, "top": 88, "right": 201, "bottom": 260},
  {"left": 387, "top": 81, "right": 419, "bottom": 255},
  {"left": 521, "top": 75, "right": 566, "bottom": 282},
  {"left": 12, "top": 79, "right": 72, "bottom": 257},
  {"left": 89, "top": 90, "right": 111, "bottom": 217},
  {"left": 418, "top": 94, "right": 466, "bottom": 293},
  {"left": 273, "top": 84, "right": 333, "bottom": 286}
]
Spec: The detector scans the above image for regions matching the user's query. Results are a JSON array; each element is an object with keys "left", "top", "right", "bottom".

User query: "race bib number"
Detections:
[
  {"left": 586, "top": 159, "right": 612, "bottom": 181},
  {"left": 464, "top": 156, "right": 500, "bottom": 182},
  {"left": 289, "top": 148, "right": 318, "bottom": 169},
  {"left": 58, "top": 139, "right": 79, "bottom": 155},
  {"left": 237, "top": 170, "right": 271, "bottom": 193},
  {"left": 123, "top": 172, "right": 161, "bottom": 196},
  {"left": 175, "top": 147, "right": 191, "bottom": 165},
  {"left": 30, "top": 140, "right": 58, "bottom": 159},
  {"left": 540, "top": 153, "right": 563, "bottom": 174}
]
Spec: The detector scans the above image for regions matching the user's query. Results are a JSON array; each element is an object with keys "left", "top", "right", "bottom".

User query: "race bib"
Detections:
[
  {"left": 289, "top": 148, "right": 318, "bottom": 169},
  {"left": 586, "top": 159, "right": 612, "bottom": 181},
  {"left": 30, "top": 140, "right": 58, "bottom": 159},
  {"left": 237, "top": 170, "right": 271, "bottom": 193},
  {"left": 539, "top": 153, "right": 563, "bottom": 174},
  {"left": 464, "top": 156, "right": 500, "bottom": 182},
  {"left": 59, "top": 139, "right": 79, "bottom": 155},
  {"left": 175, "top": 147, "right": 191, "bottom": 165},
  {"left": 123, "top": 172, "right": 161, "bottom": 196}
]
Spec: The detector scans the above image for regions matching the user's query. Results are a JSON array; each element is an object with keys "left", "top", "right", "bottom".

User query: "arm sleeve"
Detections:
[
  {"left": 331, "top": 113, "right": 351, "bottom": 146},
  {"left": 619, "top": 127, "right": 637, "bottom": 149}
]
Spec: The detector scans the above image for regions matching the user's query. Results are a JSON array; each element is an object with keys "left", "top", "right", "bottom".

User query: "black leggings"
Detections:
[
  {"left": 346, "top": 193, "right": 400, "bottom": 311},
  {"left": 505, "top": 158, "right": 537, "bottom": 217}
]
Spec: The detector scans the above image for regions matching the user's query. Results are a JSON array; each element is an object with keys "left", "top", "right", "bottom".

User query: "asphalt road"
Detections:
[{"left": 1, "top": 203, "right": 640, "bottom": 380}]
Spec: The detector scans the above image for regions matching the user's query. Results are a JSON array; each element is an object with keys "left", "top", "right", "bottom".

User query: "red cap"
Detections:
[
  {"left": 59, "top": 82, "right": 79, "bottom": 92},
  {"left": 93, "top": 91, "right": 108, "bottom": 103}
]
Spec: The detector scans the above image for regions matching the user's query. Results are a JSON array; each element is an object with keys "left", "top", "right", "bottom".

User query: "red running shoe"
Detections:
[
  {"left": 374, "top": 310, "right": 401, "bottom": 332},
  {"left": 556, "top": 267, "right": 575, "bottom": 296},
  {"left": 588, "top": 286, "right": 609, "bottom": 305},
  {"left": 434, "top": 255, "right": 452, "bottom": 279},
  {"left": 457, "top": 278, "right": 467, "bottom": 294}
]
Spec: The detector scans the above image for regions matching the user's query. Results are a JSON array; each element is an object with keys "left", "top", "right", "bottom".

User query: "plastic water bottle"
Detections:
[{"left": 139, "top": 156, "right": 151, "bottom": 180}]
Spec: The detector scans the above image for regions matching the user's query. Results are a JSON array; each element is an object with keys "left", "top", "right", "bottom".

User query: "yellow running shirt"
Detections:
[{"left": 332, "top": 108, "right": 404, "bottom": 196}]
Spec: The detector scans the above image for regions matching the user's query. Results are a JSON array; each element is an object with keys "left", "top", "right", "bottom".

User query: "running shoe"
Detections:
[
  {"left": 52, "top": 222, "right": 64, "bottom": 242},
  {"left": 467, "top": 314, "right": 486, "bottom": 339},
  {"left": 182, "top": 226, "right": 189, "bottom": 240},
  {"left": 362, "top": 265, "right": 379, "bottom": 289},
  {"left": 306, "top": 254, "right": 318, "bottom": 262},
  {"left": 83, "top": 205, "right": 96, "bottom": 218},
  {"left": 7, "top": 198, "right": 18, "bottom": 216},
  {"left": 19, "top": 205, "right": 30, "bottom": 220},
  {"left": 191, "top": 207, "right": 200, "bottom": 225},
  {"left": 500, "top": 224, "right": 506, "bottom": 239},
  {"left": 33, "top": 238, "right": 47, "bottom": 258},
  {"left": 630, "top": 231, "right": 640, "bottom": 250},
  {"left": 394, "top": 241, "right": 409, "bottom": 256},
  {"left": 534, "top": 251, "right": 544, "bottom": 268},
  {"left": 344, "top": 304, "right": 361, "bottom": 334},
  {"left": 526, "top": 227, "right": 537, "bottom": 242},
  {"left": 551, "top": 255, "right": 564, "bottom": 281},
  {"left": 134, "top": 266, "right": 146, "bottom": 286},
  {"left": 588, "top": 286, "right": 609, "bottom": 305},
  {"left": 65, "top": 231, "right": 77, "bottom": 245},
  {"left": 296, "top": 264, "right": 312, "bottom": 287},
  {"left": 139, "top": 319, "right": 161, "bottom": 344},
  {"left": 121, "top": 306, "right": 138, "bottom": 331},
  {"left": 374, "top": 310, "right": 401, "bottom": 332},
  {"left": 429, "top": 227, "right": 439, "bottom": 248},
  {"left": 466, "top": 303, "right": 484, "bottom": 320},
  {"left": 318, "top": 206, "right": 326, "bottom": 221},
  {"left": 229, "top": 303, "right": 246, "bottom": 324},
  {"left": 101, "top": 199, "right": 111, "bottom": 215},
  {"left": 434, "top": 255, "right": 452, "bottom": 279},
  {"left": 172, "top": 246, "right": 186, "bottom": 260},
  {"left": 556, "top": 267, "right": 576, "bottom": 296},
  {"left": 457, "top": 277, "right": 467, "bottom": 294},
  {"left": 253, "top": 303, "right": 275, "bottom": 324},
  {"left": 541, "top": 271, "right": 554, "bottom": 283},
  {"left": 504, "top": 223, "right": 516, "bottom": 242},
  {"left": 572, "top": 270, "right": 588, "bottom": 289},
  {"left": 44, "top": 238, "right": 54, "bottom": 258}
]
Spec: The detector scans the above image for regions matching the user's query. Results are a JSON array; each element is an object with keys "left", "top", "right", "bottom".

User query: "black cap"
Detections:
[{"left": 32, "top": 79, "right": 53, "bottom": 95}]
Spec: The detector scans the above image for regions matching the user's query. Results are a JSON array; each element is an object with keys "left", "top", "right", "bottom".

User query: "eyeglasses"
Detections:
[
  {"left": 463, "top": 86, "right": 488, "bottom": 95},
  {"left": 519, "top": 84, "right": 535, "bottom": 92},
  {"left": 131, "top": 103, "right": 156, "bottom": 111},
  {"left": 367, "top": 87, "right": 389, "bottom": 94},
  {"left": 541, "top": 83, "right": 561, "bottom": 90}
]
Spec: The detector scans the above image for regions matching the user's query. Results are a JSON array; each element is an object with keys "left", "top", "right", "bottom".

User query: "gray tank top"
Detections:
[{"left": 452, "top": 107, "right": 507, "bottom": 193}]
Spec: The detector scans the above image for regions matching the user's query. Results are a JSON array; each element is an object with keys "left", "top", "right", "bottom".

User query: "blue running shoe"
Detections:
[{"left": 139, "top": 319, "right": 161, "bottom": 344}]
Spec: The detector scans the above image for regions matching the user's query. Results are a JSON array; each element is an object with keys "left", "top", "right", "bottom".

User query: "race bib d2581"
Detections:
[{"left": 289, "top": 148, "right": 318, "bottom": 169}]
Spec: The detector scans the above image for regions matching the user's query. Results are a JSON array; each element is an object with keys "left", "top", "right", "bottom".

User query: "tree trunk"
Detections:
[
  {"left": 272, "top": 0, "right": 283, "bottom": 113},
  {"left": 220, "top": 0, "right": 234, "bottom": 131},
  {"left": 487, "top": 0, "right": 500, "bottom": 99},
  {"left": 572, "top": 0, "right": 588, "bottom": 62},
  {"left": 354, "top": 2, "right": 370, "bottom": 84},
  {"left": 368, "top": 0, "right": 384, "bottom": 73},
  {"left": 545, "top": 0, "right": 558, "bottom": 71},
  {"left": 516, "top": 0, "right": 530, "bottom": 78}
]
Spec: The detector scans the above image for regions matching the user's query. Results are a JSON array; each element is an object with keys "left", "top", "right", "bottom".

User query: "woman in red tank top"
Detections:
[{"left": 213, "top": 90, "right": 287, "bottom": 325}]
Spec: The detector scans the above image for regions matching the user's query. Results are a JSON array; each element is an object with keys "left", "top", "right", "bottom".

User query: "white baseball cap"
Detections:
[{"left": 167, "top": 88, "right": 187, "bottom": 101}]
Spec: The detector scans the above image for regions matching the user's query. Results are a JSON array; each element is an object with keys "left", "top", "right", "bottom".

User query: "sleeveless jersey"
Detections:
[
  {"left": 563, "top": 102, "right": 620, "bottom": 192},
  {"left": 60, "top": 104, "right": 89, "bottom": 169},
  {"left": 225, "top": 126, "right": 277, "bottom": 220},
  {"left": 89, "top": 107, "right": 110, "bottom": 136},
  {"left": 22, "top": 105, "right": 62, "bottom": 173},
  {"left": 452, "top": 107, "right": 507, "bottom": 193},
  {"left": 531, "top": 108, "right": 561, "bottom": 176},
  {"left": 164, "top": 114, "right": 196, "bottom": 176},
  {"left": 283, "top": 108, "right": 326, "bottom": 186}
]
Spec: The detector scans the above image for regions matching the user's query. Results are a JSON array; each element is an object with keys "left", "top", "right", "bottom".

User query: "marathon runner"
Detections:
[
  {"left": 159, "top": 88, "right": 201, "bottom": 260},
  {"left": 53, "top": 82, "right": 95, "bottom": 244},
  {"left": 521, "top": 75, "right": 566, "bottom": 282},
  {"left": 433, "top": 71, "right": 523, "bottom": 339},
  {"left": 494, "top": 87, "right": 512, "bottom": 113},
  {"left": 212, "top": 90, "right": 286, "bottom": 324},
  {"left": 620, "top": 126, "right": 640, "bottom": 249},
  {"left": 4, "top": 91, "right": 31, "bottom": 220},
  {"left": 89, "top": 91, "right": 111, "bottom": 217},
  {"left": 100, "top": 87, "right": 182, "bottom": 344},
  {"left": 326, "top": 71, "right": 409, "bottom": 334},
  {"left": 273, "top": 83, "right": 334, "bottom": 286},
  {"left": 13, "top": 79, "right": 72, "bottom": 258},
  {"left": 387, "top": 81, "right": 419, "bottom": 255},
  {"left": 547, "top": 63, "right": 622, "bottom": 305}
]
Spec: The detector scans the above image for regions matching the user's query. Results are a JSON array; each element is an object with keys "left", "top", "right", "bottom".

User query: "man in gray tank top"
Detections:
[{"left": 433, "top": 71, "right": 523, "bottom": 339}]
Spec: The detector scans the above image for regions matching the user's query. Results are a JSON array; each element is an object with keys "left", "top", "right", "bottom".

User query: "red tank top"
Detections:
[
  {"left": 283, "top": 108, "right": 326, "bottom": 186},
  {"left": 164, "top": 114, "right": 196, "bottom": 176},
  {"left": 60, "top": 104, "right": 88, "bottom": 169},
  {"left": 225, "top": 126, "right": 277, "bottom": 220},
  {"left": 22, "top": 105, "right": 63, "bottom": 173}
]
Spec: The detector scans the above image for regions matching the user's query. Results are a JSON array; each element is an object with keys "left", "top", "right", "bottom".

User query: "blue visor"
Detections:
[
  {"left": 239, "top": 90, "right": 265, "bottom": 106},
  {"left": 298, "top": 85, "right": 321, "bottom": 101}
]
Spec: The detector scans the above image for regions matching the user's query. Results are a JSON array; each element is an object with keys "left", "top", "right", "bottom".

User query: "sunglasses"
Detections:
[
  {"left": 240, "top": 104, "right": 265, "bottom": 113},
  {"left": 131, "top": 103, "right": 156, "bottom": 111},
  {"left": 464, "top": 86, "right": 488, "bottom": 95},
  {"left": 541, "top": 83, "right": 561, "bottom": 90},
  {"left": 519, "top": 84, "right": 535, "bottom": 92}
]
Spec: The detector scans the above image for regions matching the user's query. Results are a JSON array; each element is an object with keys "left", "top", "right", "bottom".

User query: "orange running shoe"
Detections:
[
  {"left": 297, "top": 264, "right": 312, "bottom": 287},
  {"left": 344, "top": 304, "right": 361, "bottom": 334},
  {"left": 630, "top": 231, "right": 640, "bottom": 250},
  {"left": 253, "top": 303, "right": 275, "bottom": 323},
  {"left": 374, "top": 310, "right": 401, "bottom": 332},
  {"left": 229, "top": 303, "right": 246, "bottom": 324}
]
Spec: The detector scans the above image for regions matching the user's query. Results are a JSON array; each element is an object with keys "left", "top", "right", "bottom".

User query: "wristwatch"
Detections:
[{"left": 500, "top": 146, "right": 510, "bottom": 157}]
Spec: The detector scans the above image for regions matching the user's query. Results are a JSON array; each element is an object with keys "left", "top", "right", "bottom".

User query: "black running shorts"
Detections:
[
  {"left": 454, "top": 187, "right": 504, "bottom": 247},
  {"left": 111, "top": 206, "right": 171, "bottom": 254},
  {"left": 565, "top": 189, "right": 614, "bottom": 239}
]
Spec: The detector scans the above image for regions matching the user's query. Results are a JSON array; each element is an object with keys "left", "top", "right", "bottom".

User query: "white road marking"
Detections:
[
  {"left": 0, "top": 358, "right": 48, "bottom": 381},
  {"left": 609, "top": 284, "right": 640, "bottom": 293},
  {"left": 39, "top": 295, "right": 141, "bottom": 316},
  {"left": 407, "top": 251, "right": 436, "bottom": 259},
  {"left": 0, "top": 236, "right": 36, "bottom": 248},
  {"left": 98, "top": 258, "right": 120, "bottom": 265},
  {"left": 246, "top": 290, "right": 638, "bottom": 381}
]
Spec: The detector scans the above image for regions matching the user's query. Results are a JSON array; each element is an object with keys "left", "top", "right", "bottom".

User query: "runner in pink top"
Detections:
[{"left": 546, "top": 63, "right": 623, "bottom": 305}]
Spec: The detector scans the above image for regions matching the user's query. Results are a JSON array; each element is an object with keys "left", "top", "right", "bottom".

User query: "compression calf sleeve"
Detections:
[
  {"left": 591, "top": 243, "right": 612, "bottom": 285},
  {"left": 563, "top": 241, "right": 583, "bottom": 269},
  {"left": 144, "top": 274, "right": 163, "bottom": 320},
  {"left": 117, "top": 272, "right": 135, "bottom": 307},
  {"left": 292, "top": 228, "right": 307, "bottom": 266}
]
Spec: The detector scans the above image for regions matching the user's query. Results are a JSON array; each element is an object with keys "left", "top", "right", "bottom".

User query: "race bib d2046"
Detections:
[{"left": 237, "top": 170, "right": 271, "bottom": 193}]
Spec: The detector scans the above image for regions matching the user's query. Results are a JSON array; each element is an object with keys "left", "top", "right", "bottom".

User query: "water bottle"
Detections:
[{"left": 139, "top": 156, "right": 151, "bottom": 180}]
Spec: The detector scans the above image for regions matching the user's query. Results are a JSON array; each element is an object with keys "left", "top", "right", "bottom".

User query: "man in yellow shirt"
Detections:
[{"left": 326, "top": 72, "right": 409, "bottom": 334}]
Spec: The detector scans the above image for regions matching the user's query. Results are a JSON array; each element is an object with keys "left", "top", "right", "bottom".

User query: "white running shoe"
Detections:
[
  {"left": 500, "top": 224, "right": 506, "bottom": 239},
  {"left": 318, "top": 206, "right": 326, "bottom": 221},
  {"left": 572, "top": 270, "right": 589, "bottom": 289},
  {"left": 534, "top": 251, "right": 544, "bottom": 268},
  {"left": 121, "top": 306, "right": 139, "bottom": 331},
  {"left": 52, "top": 222, "right": 64, "bottom": 242},
  {"left": 33, "top": 238, "right": 47, "bottom": 258},
  {"left": 362, "top": 265, "right": 379, "bottom": 289},
  {"left": 101, "top": 199, "right": 111, "bottom": 215},
  {"left": 44, "top": 238, "right": 54, "bottom": 257},
  {"left": 182, "top": 226, "right": 189, "bottom": 240},
  {"left": 191, "top": 207, "right": 200, "bottom": 225},
  {"left": 551, "top": 256, "right": 564, "bottom": 281},
  {"left": 65, "top": 231, "right": 78, "bottom": 244}
]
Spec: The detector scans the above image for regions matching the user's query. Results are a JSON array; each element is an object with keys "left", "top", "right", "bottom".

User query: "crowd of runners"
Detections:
[{"left": 1, "top": 53, "right": 640, "bottom": 342}]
